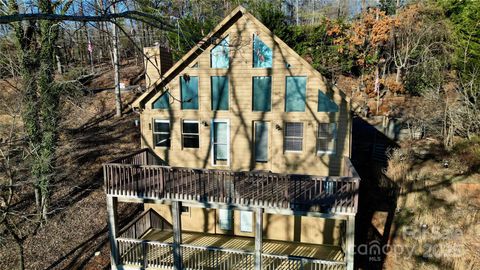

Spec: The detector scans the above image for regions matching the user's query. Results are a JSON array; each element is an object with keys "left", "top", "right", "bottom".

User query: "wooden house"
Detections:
[{"left": 104, "top": 6, "right": 359, "bottom": 270}]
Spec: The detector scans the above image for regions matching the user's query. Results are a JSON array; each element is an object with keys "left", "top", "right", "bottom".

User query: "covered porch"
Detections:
[{"left": 113, "top": 208, "right": 347, "bottom": 270}]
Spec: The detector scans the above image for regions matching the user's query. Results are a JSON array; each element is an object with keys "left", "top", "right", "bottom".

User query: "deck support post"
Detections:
[
  {"left": 346, "top": 215, "right": 355, "bottom": 270},
  {"left": 254, "top": 208, "right": 263, "bottom": 270},
  {"left": 107, "top": 196, "right": 119, "bottom": 270},
  {"left": 172, "top": 201, "right": 183, "bottom": 270}
]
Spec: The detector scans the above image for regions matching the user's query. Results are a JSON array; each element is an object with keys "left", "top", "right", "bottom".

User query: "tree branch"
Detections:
[{"left": 0, "top": 10, "right": 174, "bottom": 31}]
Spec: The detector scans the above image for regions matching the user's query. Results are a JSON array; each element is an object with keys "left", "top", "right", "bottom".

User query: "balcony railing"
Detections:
[
  {"left": 117, "top": 238, "right": 345, "bottom": 270},
  {"left": 104, "top": 149, "right": 360, "bottom": 214}
]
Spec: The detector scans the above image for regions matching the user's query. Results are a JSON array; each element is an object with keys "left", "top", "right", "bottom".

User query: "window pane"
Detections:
[
  {"left": 284, "top": 138, "right": 302, "bottom": 151},
  {"left": 219, "top": 209, "right": 232, "bottom": 230},
  {"left": 154, "top": 134, "right": 170, "bottom": 147},
  {"left": 213, "top": 122, "right": 228, "bottom": 144},
  {"left": 285, "top": 122, "right": 303, "bottom": 137},
  {"left": 211, "top": 37, "right": 229, "bottom": 68},
  {"left": 285, "top": 76, "right": 307, "bottom": 112},
  {"left": 318, "top": 90, "right": 339, "bottom": 112},
  {"left": 181, "top": 76, "right": 199, "bottom": 110},
  {"left": 211, "top": 76, "right": 229, "bottom": 110},
  {"left": 183, "top": 122, "right": 199, "bottom": 134},
  {"left": 317, "top": 123, "right": 336, "bottom": 153},
  {"left": 255, "top": 122, "right": 268, "bottom": 162},
  {"left": 317, "top": 138, "right": 335, "bottom": 152},
  {"left": 240, "top": 211, "right": 253, "bottom": 232},
  {"left": 152, "top": 92, "right": 169, "bottom": 109},
  {"left": 183, "top": 135, "right": 199, "bottom": 148},
  {"left": 253, "top": 76, "right": 272, "bottom": 111},
  {"left": 253, "top": 35, "right": 272, "bottom": 68},
  {"left": 214, "top": 144, "right": 228, "bottom": 160},
  {"left": 154, "top": 121, "right": 170, "bottom": 133}
]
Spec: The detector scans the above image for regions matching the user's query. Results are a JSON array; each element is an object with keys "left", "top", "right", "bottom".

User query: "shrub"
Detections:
[{"left": 451, "top": 136, "right": 480, "bottom": 173}]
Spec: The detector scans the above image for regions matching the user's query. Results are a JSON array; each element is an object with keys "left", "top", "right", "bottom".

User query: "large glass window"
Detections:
[
  {"left": 318, "top": 90, "right": 339, "bottom": 112},
  {"left": 285, "top": 76, "right": 307, "bottom": 112},
  {"left": 181, "top": 76, "right": 198, "bottom": 110},
  {"left": 211, "top": 37, "right": 229, "bottom": 68},
  {"left": 182, "top": 121, "right": 199, "bottom": 148},
  {"left": 212, "top": 121, "right": 229, "bottom": 164},
  {"left": 253, "top": 35, "right": 272, "bottom": 68},
  {"left": 317, "top": 123, "right": 337, "bottom": 154},
  {"left": 252, "top": 76, "right": 272, "bottom": 111},
  {"left": 153, "top": 120, "right": 170, "bottom": 147},
  {"left": 284, "top": 122, "right": 303, "bottom": 152},
  {"left": 211, "top": 76, "right": 229, "bottom": 110},
  {"left": 254, "top": 122, "right": 269, "bottom": 162},
  {"left": 152, "top": 92, "right": 170, "bottom": 109}
]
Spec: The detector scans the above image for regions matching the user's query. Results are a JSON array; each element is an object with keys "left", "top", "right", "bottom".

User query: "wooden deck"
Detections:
[
  {"left": 143, "top": 229, "right": 344, "bottom": 262},
  {"left": 104, "top": 149, "right": 360, "bottom": 214}
]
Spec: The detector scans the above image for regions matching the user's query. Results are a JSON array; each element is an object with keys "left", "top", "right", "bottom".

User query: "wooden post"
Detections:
[
  {"left": 107, "top": 196, "right": 119, "bottom": 270},
  {"left": 346, "top": 215, "right": 355, "bottom": 270},
  {"left": 254, "top": 208, "right": 263, "bottom": 270},
  {"left": 172, "top": 201, "right": 183, "bottom": 270}
]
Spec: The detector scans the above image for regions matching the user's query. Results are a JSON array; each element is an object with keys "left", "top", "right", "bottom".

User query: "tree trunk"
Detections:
[
  {"left": 15, "top": 240, "right": 25, "bottom": 270},
  {"left": 111, "top": 3, "right": 122, "bottom": 117},
  {"left": 395, "top": 67, "right": 402, "bottom": 83}
]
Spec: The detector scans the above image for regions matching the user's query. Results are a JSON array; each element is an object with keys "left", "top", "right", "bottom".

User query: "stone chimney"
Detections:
[{"left": 143, "top": 45, "right": 173, "bottom": 88}]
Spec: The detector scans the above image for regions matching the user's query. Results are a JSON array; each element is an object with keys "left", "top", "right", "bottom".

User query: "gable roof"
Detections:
[{"left": 132, "top": 5, "right": 348, "bottom": 109}]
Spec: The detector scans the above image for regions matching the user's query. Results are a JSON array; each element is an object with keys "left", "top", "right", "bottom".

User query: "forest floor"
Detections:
[{"left": 0, "top": 64, "right": 145, "bottom": 269}]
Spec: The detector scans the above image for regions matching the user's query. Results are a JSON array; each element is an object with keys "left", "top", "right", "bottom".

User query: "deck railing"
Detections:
[
  {"left": 262, "top": 253, "right": 346, "bottom": 270},
  {"left": 104, "top": 149, "right": 360, "bottom": 214},
  {"left": 117, "top": 238, "right": 174, "bottom": 269},
  {"left": 119, "top": 208, "right": 172, "bottom": 239},
  {"left": 181, "top": 244, "right": 255, "bottom": 269}
]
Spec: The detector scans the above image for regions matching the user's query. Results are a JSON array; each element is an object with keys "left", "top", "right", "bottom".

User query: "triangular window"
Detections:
[
  {"left": 211, "top": 37, "right": 229, "bottom": 68},
  {"left": 318, "top": 90, "right": 339, "bottom": 112},
  {"left": 253, "top": 34, "right": 272, "bottom": 68},
  {"left": 152, "top": 92, "right": 170, "bottom": 109}
]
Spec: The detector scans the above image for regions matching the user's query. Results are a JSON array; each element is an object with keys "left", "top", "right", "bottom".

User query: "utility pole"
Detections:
[{"left": 110, "top": 2, "right": 122, "bottom": 117}]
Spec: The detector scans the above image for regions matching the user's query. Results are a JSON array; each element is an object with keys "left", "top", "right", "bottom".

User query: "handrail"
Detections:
[
  {"left": 180, "top": 243, "right": 254, "bottom": 255},
  {"left": 261, "top": 252, "right": 346, "bottom": 266}
]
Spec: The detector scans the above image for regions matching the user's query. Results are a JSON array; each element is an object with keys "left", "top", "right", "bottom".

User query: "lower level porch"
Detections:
[{"left": 118, "top": 231, "right": 345, "bottom": 270}]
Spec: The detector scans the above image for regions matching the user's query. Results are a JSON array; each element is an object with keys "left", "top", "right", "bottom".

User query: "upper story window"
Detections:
[
  {"left": 211, "top": 76, "right": 229, "bottom": 110},
  {"left": 253, "top": 34, "right": 272, "bottom": 68},
  {"left": 317, "top": 123, "right": 337, "bottom": 154},
  {"left": 153, "top": 119, "right": 170, "bottom": 148},
  {"left": 152, "top": 92, "right": 170, "bottom": 109},
  {"left": 284, "top": 122, "right": 303, "bottom": 152},
  {"left": 285, "top": 76, "right": 307, "bottom": 112},
  {"left": 180, "top": 76, "right": 199, "bottom": 110},
  {"left": 182, "top": 120, "right": 199, "bottom": 148},
  {"left": 211, "top": 37, "right": 229, "bottom": 68},
  {"left": 252, "top": 76, "right": 271, "bottom": 112},
  {"left": 318, "top": 90, "right": 339, "bottom": 112}
]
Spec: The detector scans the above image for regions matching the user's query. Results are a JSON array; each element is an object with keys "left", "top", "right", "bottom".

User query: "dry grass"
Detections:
[{"left": 384, "top": 140, "right": 480, "bottom": 270}]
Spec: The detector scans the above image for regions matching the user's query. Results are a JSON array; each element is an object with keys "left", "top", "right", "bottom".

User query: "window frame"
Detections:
[
  {"left": 210, "top": 36, "right": 230, "bottom": 68},
  {"left": 180, "top": 76, "right": 199, "bottom": 110},
  {"left": 152, "top": 119, "right": 171, "bottom": 148},
  {"left": 210, "top": 119, "right": 230, "bottom": 166},
  {"left": 181, "top": 120, "right": 200, "bottom": 149},
  {"left": 252, "top": 34, "right": 273, "bottom": 68},
  {"left": 211, "top": 76, "right": 230, "bottom": 111},
  {"left": 252, "top": 76, "right": 272, "bottom": 112},
  {"left": 283, "top": 122, "right": 304, "bottom": 153},
  {"left": 316, "top": 123, "right": 337, "bottom": 155},
  {"left": 285, "top": 76, "right": 307, "bottom": 112},
  {"left": 254, "top": 121, "right": 269, "bottom": 162}
]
